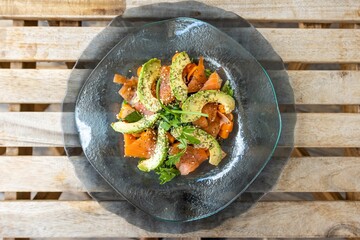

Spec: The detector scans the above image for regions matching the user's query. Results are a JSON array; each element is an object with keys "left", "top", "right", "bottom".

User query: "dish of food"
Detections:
[
  {"left": 111, "top": 52, "right": 236, "bottom": 184},
  {"left": 74, "top": 17, "right": 281, "bottom": 221}
]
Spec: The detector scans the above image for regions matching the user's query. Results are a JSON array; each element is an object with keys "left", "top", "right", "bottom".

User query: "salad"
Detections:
[{"left": 111, "top": 52, "right": 235, "bottom": 184}]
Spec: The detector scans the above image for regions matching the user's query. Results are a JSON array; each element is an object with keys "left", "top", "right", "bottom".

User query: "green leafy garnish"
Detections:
[
  {"left": 205, "top": 68, "right": 212, "bottom": 78},
  {"left": 166, "top": 148, "right": 186, "bottom": 166},
  {"left": 221, "top": 80, "right": 234, "bottom": 97},
  {"left": 181, "top": 126, "right": 201, "bottom": 144},
  {"left": 159, "top": 121, "right": 171, "bottom": 131},
  {"left": 155, "top": 166, "right": 180, "bottom": 184},
  {"left": 124, "top": 110, "right": 142, "bottom": 123}
]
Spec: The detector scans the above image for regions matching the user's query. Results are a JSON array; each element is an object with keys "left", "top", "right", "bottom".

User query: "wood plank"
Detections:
[
  {"left": 0, "top": 112, "right": 78, "bottom": 147},
  {"left": 0, "top": 112, "right": 360, "bottom": 147},
  {"left": 289, "top": 113, "right": 360, "bottom": 147},
  {"left": 0, "top": 156, "right": 359, "bottom": 192},
  {"left": 0, "top": 27, "right": 359, "bottom": 62},
  {"left": 0, "top": 69, "right": 82, "bottom": 104},
  {"left": 2, "top": 69, "right": 360, "bottom": 104},
  {"left": 286, "top": 71, "right": 360, "bottom": 105},
  {"left": 0, "top": 0, "right": 359, "bottom": 22},
  {"left": 0, "top": 201, "right": 359, "bottom": 238}
]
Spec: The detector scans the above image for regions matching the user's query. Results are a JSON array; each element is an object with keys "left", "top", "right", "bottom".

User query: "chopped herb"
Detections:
[
  {"left": 205, "top": 68, "right": 212, "bottom": 78},
  {"left": 123, "top": 99, "right": 128, "bottom": 104},
  {"left": 155, "top": 166, "right": 180, "bottom": 184},
  {"left": 124, "top": 111, "right": 142, "bottom": 123},
  {"left": 221, "top": 80, "right": 234, "bottom": 97}
]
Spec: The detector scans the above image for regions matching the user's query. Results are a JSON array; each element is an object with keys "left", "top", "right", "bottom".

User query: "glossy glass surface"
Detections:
[{"left": 74, "top": 17, "right": 281, "bottom": 221}]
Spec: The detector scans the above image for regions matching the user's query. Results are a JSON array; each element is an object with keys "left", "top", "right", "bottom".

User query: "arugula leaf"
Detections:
[
  {"left": 178, "top": 139, "right": 187, "bottom": 149},
  {"left": 182, "top": 126, "right": 195, "bottom": 134},
  {"left": 181, "top": 126, "right": 201, "bottom": 144},
  {"left": 221, "top": 80, "right": 234, "bottom": 97},
  {"left": 205, "top": 68, "right": 212, "bottom": 78},
  {"left": 184, "top": 134, "right": 200, "bottom": 145},
  {"left": 159, "top": 121, "right": 171, "bottom": 131},
  {"left": 155, "top": 167, "right": 180, "bottom": 184},
  {"left": 124, "top": 111, "right": 142, "bottom": 123},
  {"left": 166, "top": 148, "right": 186, "bottom": 166}
]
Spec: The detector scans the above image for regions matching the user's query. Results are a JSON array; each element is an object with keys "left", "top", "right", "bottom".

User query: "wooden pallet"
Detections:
[{"left": 0, "top": 0, "right": 359, "bottom": 238}]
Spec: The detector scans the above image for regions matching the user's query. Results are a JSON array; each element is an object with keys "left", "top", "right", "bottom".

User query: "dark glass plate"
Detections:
[{"left": 75, "top": 17, "right": 281, "bottom": 222}]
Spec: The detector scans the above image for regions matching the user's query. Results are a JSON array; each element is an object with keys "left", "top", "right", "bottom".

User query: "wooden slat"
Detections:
[
  {"left": 0, "top": 69, "right": 84, "bottom": 104},
  {"left": 0, "top": 156, "right": 359, "bottom": 192},
  {"left": 0, "top": 112, "right": 360, "bottom": 147},
  {"left": 0, "top": 27, "right": 359, "bottom": 62},
  {"left": 286, "top": 71, "right": 360, "bottom": 104},
  {"left": 0, "top": 201, "right": 359, "bottom": 238},
  {"left": 1, "top": 69, "right": 360, "bottom": 104},
  {"left": 290, "top": 113, "right": 360, "bottom": 147},
  {"left": 0, "top": 0, "right": 359, "bottom": 22}
]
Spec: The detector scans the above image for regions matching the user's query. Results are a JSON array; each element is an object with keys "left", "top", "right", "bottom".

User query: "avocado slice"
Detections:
[
  {"left": 111, "top": 113, "right": 160, "bottom": 134},
  {"left": 181, "top": 90, "right": 235, "bottom": 122},
  {"left": 169, "top": 52, "right": 191, "bottom": 102},
  {"left": 171, "top": 126, "right": 225, "bottom": 166},
  {"left": 137, "top": 58, "right": 162, "bottom": 112},
  {"left": 138, "top": 122, "right": 169, "bottom": 172}
]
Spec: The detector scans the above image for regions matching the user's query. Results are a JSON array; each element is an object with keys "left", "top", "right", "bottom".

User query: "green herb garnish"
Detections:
[
  {"left": 205, "top": 68, "right": 212, "bottom": 78},
  {"left": 124, "top": 110, "right": 142, "bottom": 123},
  {"left": 155, "top": 166, "right": 180, "bottom": 184},
  {"left": 221, "top": 80, "right": 234, "bottom": 97},
  {"left": 166, "top": 148, "right": 186, "bottom": 166}
]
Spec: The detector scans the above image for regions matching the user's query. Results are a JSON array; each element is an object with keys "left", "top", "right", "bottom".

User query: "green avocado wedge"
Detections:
[
  {"left": 169, "top": 52, "right": 191, "bottom": 102},
  {"left": 137, "top": 58, "right": 162, "bottom": 112},
  {"left": 171, "top": 126, "right": 225, "bottom": 166},
  {"left": 181, "top": 90, "right": 235, "bottom": 122},
  {"left": 111, "top": 113, "right": 160, "bottom": 134},
  {"left": 138, "top": 122, "right": 169, "bottom": 172}
]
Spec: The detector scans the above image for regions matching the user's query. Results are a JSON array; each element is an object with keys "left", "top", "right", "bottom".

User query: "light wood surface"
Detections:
[
  {"left": 1, "top": 112, "right": 359, "bottom": 147},
  {"left": 1, "top": 69, "right": 360, "bottom": 105},
  {"left": 0, "top": 156, "right": 359, "bottom": 192},
  {"left": 0, "top": 0, "right": 359, "bottom": 238},
  {"left": 0, "top": 201, "right": 359, "bottom": 238},
  {"left": 0, "top": 0, "right": 359, "bottom": 22},
  {"left": 1, "top": 27, "right": 359, "bottom": 62}
]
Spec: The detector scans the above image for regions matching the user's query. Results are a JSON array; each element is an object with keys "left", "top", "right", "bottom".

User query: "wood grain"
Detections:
[
  {"left": 287, "top": 71, "right": 360, "bottom": 105},
  {"left": 0, "top": 201, "right": 359, "bottom": 237},
  {"left": 0, "top": 112, "right": 360, "bottom": 147},
  {"left": 0, "top": 69, "right": 360, "bottom": 104},
  {"left": 0, "top": 27, "right": 359, "bottom": 62},
  {"left": 1, "top": 69, "right": 360, "bottom": 104},
  {"left": 0, "top": 156, "right": 359, "bottom": 192},
  {"left": 0, "top": 0, "right": 359, "bottom": 22}
]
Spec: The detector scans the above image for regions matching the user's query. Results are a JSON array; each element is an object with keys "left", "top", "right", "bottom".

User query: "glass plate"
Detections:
[{"left": 74, "top": 17, "right": 281, "bottom": 222}]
